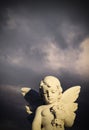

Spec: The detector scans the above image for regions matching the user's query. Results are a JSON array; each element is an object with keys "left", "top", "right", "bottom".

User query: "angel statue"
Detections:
[{"left": 21, "top": 75, "right": 81, "bottom": 130}]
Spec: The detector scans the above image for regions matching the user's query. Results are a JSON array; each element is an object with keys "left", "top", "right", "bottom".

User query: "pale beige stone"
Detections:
[
  {"left": 21, "top": 87, "right": 31, "bottom": 96},
  {"left": 25, "top": 105, "right": 33, "bottom": 114},
  {"left": 21, "top": 76, "right": 81, "bottom": 130}
]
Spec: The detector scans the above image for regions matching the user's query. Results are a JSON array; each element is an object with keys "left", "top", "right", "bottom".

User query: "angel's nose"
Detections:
[{"left": 47, "top": 91, "right": 52, "bottom": 97}]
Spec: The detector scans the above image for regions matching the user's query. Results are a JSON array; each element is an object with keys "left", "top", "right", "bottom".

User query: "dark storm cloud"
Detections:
[{"left": 0, "top": 1, "right": 89, "bottom": 87}]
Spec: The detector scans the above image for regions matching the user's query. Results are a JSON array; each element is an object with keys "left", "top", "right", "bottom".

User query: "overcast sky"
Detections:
[{"left": 0, "top": 0, "right": 89, "bottom": 130}]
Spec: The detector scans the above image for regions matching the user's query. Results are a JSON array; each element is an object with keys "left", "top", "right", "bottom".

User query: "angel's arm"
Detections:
[{"left": 32, "top": 106, "right": 42, "bottom": 130}]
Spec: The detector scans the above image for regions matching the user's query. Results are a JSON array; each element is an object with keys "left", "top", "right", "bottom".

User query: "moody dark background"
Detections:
[{"left": 0, "top": 0, "right": 89, "bottom": 130}]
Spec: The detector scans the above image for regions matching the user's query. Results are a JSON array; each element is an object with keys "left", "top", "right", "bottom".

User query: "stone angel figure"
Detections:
[{"left": 21, "top": 76, "right": 81, "bottom": 130}]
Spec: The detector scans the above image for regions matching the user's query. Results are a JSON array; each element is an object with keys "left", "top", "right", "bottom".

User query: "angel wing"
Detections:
[
  {"left": 21, "top": 87, "right": 43, "bottom": 114},
  {"left": 58, "top": 86, "right": 81, "bottom": 127}
]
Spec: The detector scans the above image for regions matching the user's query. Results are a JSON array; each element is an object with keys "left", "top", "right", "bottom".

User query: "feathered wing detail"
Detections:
[
  {"left": 21, "top": 87, "right": 33, "bottom": 114},
  {"left": 21, "top": 87, "right": 43, "bottom": 114},
  {"left": 59, "top": 86, "right": 81, "bottom": 127},
  {"left": 21, "top": 87, "right": 31, "bottom": 96},
  {"left": 25, "top": 105, "right": 33, "bottom": 114},
  {"left": 60, "top": 86, "right": 81, "bottom": 103}
]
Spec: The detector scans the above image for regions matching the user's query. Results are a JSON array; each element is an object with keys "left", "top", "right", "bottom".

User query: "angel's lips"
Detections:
[{"left": 47, "top": 98, "right": 55, "bottom": 103}]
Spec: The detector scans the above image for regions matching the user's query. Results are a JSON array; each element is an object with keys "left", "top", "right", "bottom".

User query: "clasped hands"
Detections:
[{"left": 50, "top": 105, "right": 65, "bottom": 127}]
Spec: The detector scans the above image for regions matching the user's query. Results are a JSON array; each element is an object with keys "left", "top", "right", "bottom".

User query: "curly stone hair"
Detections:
[{"left": 39, "top": 76, "right": 63, "bottom": 98}]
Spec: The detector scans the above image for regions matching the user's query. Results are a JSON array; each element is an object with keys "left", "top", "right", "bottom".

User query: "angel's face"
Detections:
[{"left": 42, "top": 85, "right": 60, "bottom": 104}]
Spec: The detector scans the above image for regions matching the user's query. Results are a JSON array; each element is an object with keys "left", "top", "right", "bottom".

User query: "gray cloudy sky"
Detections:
[
  {"left": 0, "top": 1, "right": 89, "bottom": 130},
  {"left": 0, "top": 2, "right": 89, "bottom": 83}
]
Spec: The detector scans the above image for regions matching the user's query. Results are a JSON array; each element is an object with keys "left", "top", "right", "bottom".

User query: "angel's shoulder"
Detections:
[{"left": 36, "top": 105, "right": 45, "bottom": 112}]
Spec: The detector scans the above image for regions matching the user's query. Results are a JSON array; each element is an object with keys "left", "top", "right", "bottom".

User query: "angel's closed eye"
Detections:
[
  {"left": 43, "top": 90, "right": 57, "bottom": 95},
  {"left": 51, "top": 90, "right": 57, "bottom": 93}
]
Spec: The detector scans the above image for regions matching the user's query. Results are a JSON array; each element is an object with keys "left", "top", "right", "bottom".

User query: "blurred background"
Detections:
[{"left": 0, "top": 0, "right": 89, "bottom": 129}]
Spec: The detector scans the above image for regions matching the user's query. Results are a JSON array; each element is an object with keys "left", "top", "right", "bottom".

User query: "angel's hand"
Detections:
[
  {"left": 51, "top": 118, "right": 64, "bottom": 128},
  {"left": 50, "top": 104, "right": 67, "bottom": 120}
]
